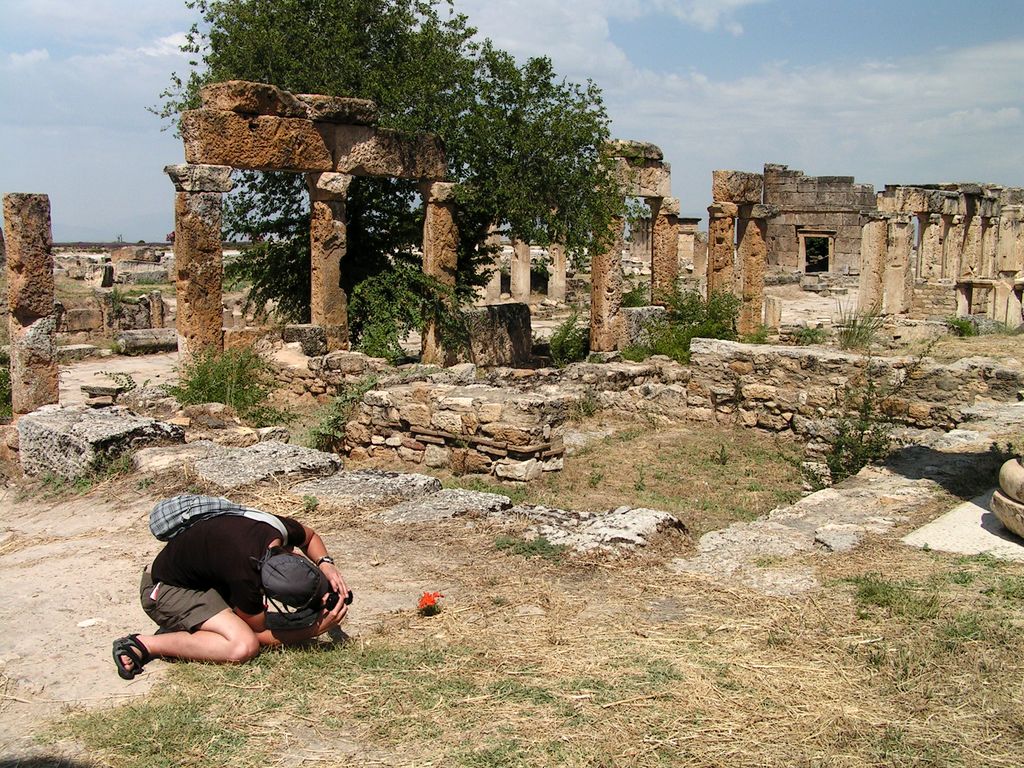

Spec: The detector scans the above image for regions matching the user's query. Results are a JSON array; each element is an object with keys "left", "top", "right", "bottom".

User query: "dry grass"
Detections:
[{"left": 926, "top": 333, "right": 1024, "bottom": 363}]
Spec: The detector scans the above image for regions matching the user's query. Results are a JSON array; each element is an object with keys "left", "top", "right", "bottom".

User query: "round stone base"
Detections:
[
  {"left": 992, "top": 489, "right": 1024, "bottom": 541},
  {"left": 998, "top": 458, "right": 1024, "bottom": 505}
]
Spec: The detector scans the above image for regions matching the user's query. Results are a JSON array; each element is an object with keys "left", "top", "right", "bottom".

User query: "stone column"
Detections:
[
  {"left": 707, "top": 202, "right": 738, "bottom": 298},
  {"left": 307, "top": 172, "right": 353, "bottom": 350},
  {"left": 3, "top": 193, "right": 59, "bottom": 415},
  {"left": 166, "top": 164, "right": 233, "bottom": 361},
  {"left": 650, "top": 197, "right": 680, "bottom": 304},
  {"left": 510, "top": 238, "right": 531, "bottom": 303},
  {"left": 547, "top": 242, "right": 567, "bottom": 304},
  {"left": 918, "top": 214, "right": 944, "bottom": 280},
  {"left": 882, "top": 214, "right": 914, "bottom": 315},
  {"left": 149, "top": 290, "right": 165, "bottom": 329},
  {"left": 736, "top": 205, "right": 773, "bottom": 335},
  {"left": 961, "top": 214, "right": 983, "bottom": 278},
  {"left": 981, "top": 217, "right": 998, "bottom": 278},
  {"left": 858, "top": 214, "right": 887, "bottom": 313},
  {"left": 482, "top": 228, "right": 503, "bottom": 303},
  {"left": 942, "top": 214, "right": 964, "bottom": 279},
  {"left": 421, "top": 182, "right": 459, "bottom": 366},
  {"left": 590, "top": 216, "right": 625, "bottom": 352},
  {"left": 996, "top": 205, "right": 1024, "bottom": 276}
]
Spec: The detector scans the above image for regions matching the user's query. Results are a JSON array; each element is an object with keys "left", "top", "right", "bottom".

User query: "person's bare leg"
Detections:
[{"left": 128, "top": 609, "right": 260, "bottom": 665}]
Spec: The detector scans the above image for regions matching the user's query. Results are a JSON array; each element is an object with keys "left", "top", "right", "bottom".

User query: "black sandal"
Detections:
[{"left": 112, "top": 634, "right": 152, "bottom": 680}]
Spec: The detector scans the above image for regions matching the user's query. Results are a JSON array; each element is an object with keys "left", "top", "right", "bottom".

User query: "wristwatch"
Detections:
[{"left": 316, "top": 555, "right": 335, "bottom": 566}]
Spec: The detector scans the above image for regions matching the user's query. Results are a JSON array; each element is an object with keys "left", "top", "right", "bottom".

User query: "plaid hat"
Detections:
[{"left": 259, "top": 549, "right": 331, "bottom": 629}]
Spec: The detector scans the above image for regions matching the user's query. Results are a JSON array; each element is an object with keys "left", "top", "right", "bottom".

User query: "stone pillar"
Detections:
[
  {"left": 943, "top": 214, "right": 964, "bottom": 279},
  {"left": 882, "top": 214, "right": 914, "bottom": 315},
  {"left": 3, "top": 193, "right": 59, "bottom": 415},
  {"left": 547, "top": 242, "right": 567, "bottom": 304},
  {"left": 707, "top": 202, "right": 738, "bottom": 298},
  {"left": 996, "top": 206, "right": 1023, "bottom": 275},
  {"left": 510, "top": 238, "right": 531, "bottom": 303},
  {"left": 917, "top": 214, "right": 943, "bottom": 279},
  {"left": 307, "top": 172, "right": 353, "bottom": 351},
  {"left": 858, "top": 214, "right": 887, "bottom": 313},
  {"left": 650, "top": 197, "right": 680, "bottom": 303},
  {"left": 736, "top": 205, "right": 772, "bottom": 335},
  {"left": 421, "top": 182, "right": 459, "bottom": 366},
  {"left": 482, "top": 228, "right": 503, "bottom": 303},
  {"left": 981, "top": 217, "right": 998, "bottom": 278},
  {"left": 149, "top": 290, "right": 165, "bottom": 329},
  {"left": 166, "top": 164, "right": 233, "bottom": 361},
  {"left": 961, "top": 214, "right": 983, "bottom": 278},
  {"left": 678, "top": 219, "right": 699, "bottom": 276},
  {"left": 590, "top": 216, "right": 625, "bottom": 352}
]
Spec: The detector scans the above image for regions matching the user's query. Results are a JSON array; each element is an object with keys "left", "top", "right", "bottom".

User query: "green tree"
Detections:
[{"left": 161, "top": 0, "right": 619, "bottom": 354}]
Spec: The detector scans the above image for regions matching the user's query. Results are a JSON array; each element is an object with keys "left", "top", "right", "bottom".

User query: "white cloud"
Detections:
[{"left": 5, "top": 48, "right": 50, "bottom": 69}]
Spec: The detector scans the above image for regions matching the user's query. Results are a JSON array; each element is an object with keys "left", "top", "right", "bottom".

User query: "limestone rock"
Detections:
[
  {"left": 282, "top": 324, "right": 327, "bottom": 357},
  {"left": 378, "top": 488, "right": 513, "bottom": 523},
  {"left": 200, "top": 80, "right": 307, "bottom": 117},
  {"left": 622, "top": 306, "right": 667, "bottom": 347},
  {"left": 813, "top": 523, "right": 868, "bottom": 553},
  {"left": 17, "top": 405, "right": 185, "bottom": 480},
  {"left": 712, "top": 170, "right": 764, "bottom": 204},
  {"left": 298, "top": 94, "right": 378, "bottom": 125},
  {"left": 604, "top": 140, "right": 663, "bottom": 161},
  {"left": 992, "top": 489, "right": 1024, "bottom": 540},
  {"left": 494, "top": 458, "right": 541, "bottom": 482},
  {"left": 181, "top": 109, "right": 333, "bottom": 172},
  {"left": 114, "top": 329, "right": 178, "bottom": 355},
  {"left": 324, "top": 124, "right": 446, "bottom": 180},
  {"left": 191, "top": 440, "right": 340, "bottom": 490},
  {"left": 164, "top": 164, "right": 234, "bottom": 193},
  {"left": 511, "top": 504, "right": 685, "bottom": 551},
  {"left": 292, "top": 469, "right": 441, "bottom": 511},
  {"left": 998, "top": 458, "right": 1024, "bottom": 503},
  {"left": 465, "top": 304, "right": 532, "bottom": 367}
]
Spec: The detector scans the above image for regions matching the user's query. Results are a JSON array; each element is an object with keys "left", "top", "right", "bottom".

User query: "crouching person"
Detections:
[{"left": 113, "top": 501, "right": 350, "bottom": 679}]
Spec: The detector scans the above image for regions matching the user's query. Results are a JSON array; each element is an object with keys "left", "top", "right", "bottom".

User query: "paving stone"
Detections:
[
  {"left": 378, "top": 488, "right": 513, "bottom": 523},
  {"left": 509, "top": 504, "right": 684, "bottom": 552},
  {"left": 191, "top": 440, "right": 341, "bottom": 490},
  {"left": 292, "top": 469, "right": 441, "bottom": 510}
]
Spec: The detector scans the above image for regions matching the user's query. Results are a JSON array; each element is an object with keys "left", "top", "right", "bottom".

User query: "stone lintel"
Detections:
[
  {"left": 181, "top": 109, "right": 333, "bottom": 172},
  {"left": 299, "top": 94, "right": 378, "bottom": 125},
  {"left": 322, "top": 124, "right": 446, "bottom": 180},
  {"left": 712, "top": 170, "right": 763, "bottom": 204},
  {"left": 615, "top": 159, "right": 670, "bottom": 198},
  {"left": 604, "top": 139, "right": 663, "bottom": 162},
  {"left": 200, "top": 80, "right": 307, "bottom": 117},
  {"left": 307, "top": 172, "right": 354, "bottom": 201},
  {"left": 739, "top": 203, "right": 779, "bottom": 220},
  {"left": 708, "top": 201, "right": 739, "bottom": 218},
  {"left": 165, "top": 164, "right": 234, "bottom": 193}
]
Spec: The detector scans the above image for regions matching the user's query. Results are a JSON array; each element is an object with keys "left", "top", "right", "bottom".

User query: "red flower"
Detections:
[{"left": 418, "top": 591, "right": 444, "bottom": 615}]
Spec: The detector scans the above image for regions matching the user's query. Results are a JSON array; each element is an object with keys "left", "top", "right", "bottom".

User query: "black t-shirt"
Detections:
[{"left": 151, "top": 515, "right": 306, "bottom": 615}]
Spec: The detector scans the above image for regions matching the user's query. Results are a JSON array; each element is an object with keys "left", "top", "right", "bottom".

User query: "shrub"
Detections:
[
  {"left": 621, "top": 287, "right": 739, "bottom": 364},
  {"left": 168, "top": 348, "right": 287, "bottom": 427},
  {"left": 307, "top": 376, "right": 379, "bottom": 451},
  {"left": 740, "top": 324, "right": 770, "bottom": 344},
  {"left": 825, "top": 377, "right": 893, "bottom": 484},
  {"left": 793, "top": 326, "right": 828, "bottom": 346},
  {"left": 836, "top": 304, "right": 883, "bottom": 350},
  {"left": 621, "top": 282, "right": 649, "bottom": 308},
  {"left": 549, "top": 308, "right": 589, "bottom": 366},
  {"left": 944, "top": 316, "right": 977, "bottom": 337}
]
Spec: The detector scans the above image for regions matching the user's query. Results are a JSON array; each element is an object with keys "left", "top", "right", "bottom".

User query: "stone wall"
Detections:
[{"left": 763, "top": 164, "right": 875, "bottom": 274}]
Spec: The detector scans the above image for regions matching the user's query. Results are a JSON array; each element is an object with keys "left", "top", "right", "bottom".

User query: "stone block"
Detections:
[
  {"left": 181, "top": 109, "right": 333, "bottom": 172},
  {"left": 320, "top": 124, "right": 446, "bottom": 179},
  {"left": 713, "top": 170, "right": 764, "bottom": 204},
  {"left": 200, "top": 80, "right": 307, "bottom": 117},
  {"left": 604, "top": 140, "right": 664, "bottom": 161},
  {"left": 298, "top": 94, "right": 378, "bottom": 124},
  {"left": 465, "top": 304, "right": 532, "bottom": 367},
  {"left": 379, "top": 488, "right": 513, "bottom": 523},
  {"left": 494, "top": 458, "right": 542, "bottom": 482},
  {"left": 282, "top": 324, "right": 327, "bottom": 356},
  {"left": 292, "top": 468, "right": 441, "bottom": 510},
  {"left": 164, "top": 164, "right": 234, "bottom": 193},
  {"left": 62, "top": 307, "right": 103, "bottom": 332},
  {"left": 17, "top": 405, "right": 185, "bottom": 480},
  {"left": 114, "top": 328, "right": 178, "bottom": 355},
  {"left": 192, "top": 440, "right": 340, "bottom": 490},
  {"left": 615, "top": 160, "right": 671, "bottom": 198}
]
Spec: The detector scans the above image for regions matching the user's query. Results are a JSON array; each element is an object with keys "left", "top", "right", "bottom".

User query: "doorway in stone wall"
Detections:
[{"left": 803, "top": 236, "right": 830, "bottom": 273}]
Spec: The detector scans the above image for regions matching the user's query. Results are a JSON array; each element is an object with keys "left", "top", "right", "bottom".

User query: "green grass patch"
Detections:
[
  {"left": 494, "top": 534, "right": 567, "bottom": 561},
  {"left": 168, "top": 348, "right": 289, "bottom": 427},
  {"left": 848, "top": 574, "right": 939, "bottom": 620}
]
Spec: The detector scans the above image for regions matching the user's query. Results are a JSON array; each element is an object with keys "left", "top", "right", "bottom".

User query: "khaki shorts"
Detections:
[{"left": 140, "top": 569, "right": 231, "bottom": 632}]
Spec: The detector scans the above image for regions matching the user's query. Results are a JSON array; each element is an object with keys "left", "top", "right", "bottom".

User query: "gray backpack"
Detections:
[{"left": 149, "top": 494, "right": 289, "bottom": 542}]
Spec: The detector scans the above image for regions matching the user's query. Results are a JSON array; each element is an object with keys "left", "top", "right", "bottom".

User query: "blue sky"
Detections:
[{"left": 1, "top": 0, "right": 1023, "bottom": 240}]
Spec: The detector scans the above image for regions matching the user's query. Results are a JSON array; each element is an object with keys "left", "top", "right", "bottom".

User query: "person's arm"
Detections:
[
  {"left": 235, "top": 596, "right": 348, "bottom": 647},
  {"left": 298, "top": 523, "right": 349, "bottom": 598}
]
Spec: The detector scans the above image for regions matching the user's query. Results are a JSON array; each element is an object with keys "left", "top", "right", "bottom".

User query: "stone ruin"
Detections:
[{"left": 705, "top": 164, "right": 1024, "bottom": 332}]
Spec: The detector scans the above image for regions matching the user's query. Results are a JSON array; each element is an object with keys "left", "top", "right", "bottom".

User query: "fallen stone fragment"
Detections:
[
  {"left": 378, "top": 488, "right": 513, "bottom": 523},
  {"left": 292, "top": 469, "right": 441, "bottom": 511},
  {"left": 17, "top": 405, "right": 185, "bottom": 480},
  {"left": 508, "top": 504, "right": 685, "bottom": 552},
  {"left": 191, "top": 440, "right": 341, "bottom": 490}
]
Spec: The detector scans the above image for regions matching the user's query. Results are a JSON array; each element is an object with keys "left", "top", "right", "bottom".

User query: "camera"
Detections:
[{"left": 324, "top": 589, "right": 354, "bottom": 611}]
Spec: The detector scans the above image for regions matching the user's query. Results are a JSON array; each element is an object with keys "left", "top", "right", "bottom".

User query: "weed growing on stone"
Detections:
[
  {"left": 568, "top": 391, "right": 600, "bottom": 421},
  {"left": 549, "top": 307, "right": 589, "bottom": 366},
  {"left": 623, "top": 287, "right": 739, "bottom": 363},
  {"left": 792, "top": 325, "right": 828, "bottom": 345},
  {"left": 307, "top": 376, "right": 379, "bottom": 451},
  {"left": 621, "top": 281, "right": 649, "bottom": 308},
  {"left": 168, "top": 348, "right": 289, "bottom": 428},
  {"left": 494, "top": 534, "right": 567, "bottom": 561},
  {"left": 835, "top": 303, "right": 883, "bottom": 350},
  {"left": 944, "top": 315, "right": 978, "bottom": 337},
  {"left": 739, "top": 324, "right": 770, "bottom": 344}
]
